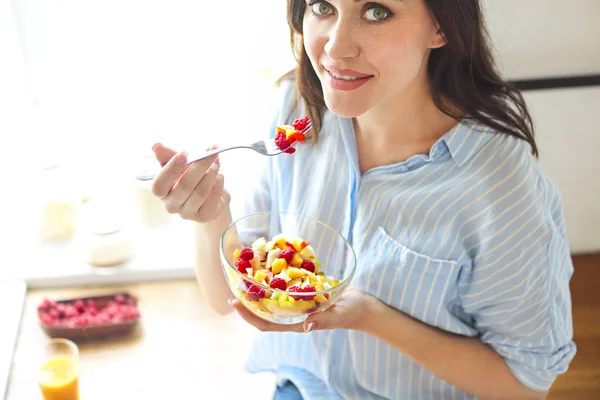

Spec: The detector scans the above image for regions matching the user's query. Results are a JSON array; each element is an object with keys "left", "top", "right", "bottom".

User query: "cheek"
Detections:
[
  {"left": 369, "top": 33, "right": 427, "bottom": 77},
  {"left": 303, "top": 20, "right": 327, "bottom": 67}
]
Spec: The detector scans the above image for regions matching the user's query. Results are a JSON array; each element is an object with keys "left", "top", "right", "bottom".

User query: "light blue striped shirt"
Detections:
[{"left": 234, "top": 79, "right": 576, "bottom": 400}]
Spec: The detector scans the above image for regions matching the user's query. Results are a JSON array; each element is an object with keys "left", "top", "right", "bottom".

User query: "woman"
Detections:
[{"left": 150, "top": 0, "right": 576, "bottom": 399}]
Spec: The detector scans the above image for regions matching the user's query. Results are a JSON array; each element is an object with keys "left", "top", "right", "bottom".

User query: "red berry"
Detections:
[
  {"left": 275, "top": 133, "right": 293, "bottom": 152},
  {"left": 293, "top": 116, "right": 309, "bottom": 131},
  {"left": 247, "top": 285, "right": 266, "bottom": 301},
  {"left": 115, "top": 295, "right": 127, "bottom": 304},
  {"left": 288, "top": 285, "right": 316, "bottom": 300},
  {"left": 86, "top": 300, "right": 97, "bottom": 308},
  {"left": 74, "top": 299, "right": 86, "bottom": 312},
  {"left": 65, "top": 305, "right": 79, "bottom": 318},
  {"left": 40, "top": 314, "right": 54, "bottom": 325},
  {"left": 49, "top": 309, "right": 59, "bottom": 319},
  {"left": 269, "top": 278, "right": 287, "bottom": 291},
  {"left": 300, "top": 260, "right": 315, "bottom": 273},
  {"left": 239, "top": 247, "right": 255, "bottom": 261},
  {"left": 285, "top": 147, "right": 296, "bottom": 154},
  {"left": 280, "top": 248, "right": 295, "bottom": 263},
  {"left": 236, "top": 258, "right": 251, "bottom": 273}
]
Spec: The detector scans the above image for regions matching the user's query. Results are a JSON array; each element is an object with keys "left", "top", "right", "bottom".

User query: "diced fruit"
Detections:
[
  {"left": 266, "top": 248, "right": 281, "bottom": 269},
  {"left": 247, "top": 285, "right": 266, "bottom": 301},
  {"left": 279, "top": 248, "right": 295, "bottom": 263},
  {"left": 233, "top": 249, "right": 241, "bottom": 258},
  {"left": 288, "top": 285, "right": 316, "bottom": 301},
  {"left": 269, "top": 278, "right": 287, "bottom": 291},
  {"left": 286, "top": 267, "right": 307, "bottom": 279},
  {"left": 274, "top": 236, "right": 287, "bottom": 249},
  {"left": 290, "top": 254, "right": 304, "bottom": 268},
  {"left": 239, "top": 247, "right": 254, "bottom": 261},
  {"left": 271, "top": 258, "right": 288, "bottom": 274},
  {"left": 291, "top": 238, "right": 308, "bottom": 252},
  {"left": 300, "top": 246, "right": 316, "bottom": 259},
  {"left": 254, "top": 270, "right": 268, "bottom": 284},
  {"left": 236, "top": 258, "right": 251, "bottom": 273},
  {"left": 252, "top": 237, "right": 267, "bottom": 252},
  {"left": 314, "top": 294, "right": 328, "bottom": 303},
  {"left": 300, "top": 259, "right": 315, "bottom": 273},
  {"left": 293, "top": 116, "right": 309, "bottom": 131},
  {"left": 250, "top": 256, "right": 261, "bottom": 270},
  {"left": 264, "top": 241, "right": 275, "bottom": 252}
]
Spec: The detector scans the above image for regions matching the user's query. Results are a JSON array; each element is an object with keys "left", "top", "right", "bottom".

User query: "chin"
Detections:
[{"left": 323, "top": 91, "right": 369, "bottom": 119}]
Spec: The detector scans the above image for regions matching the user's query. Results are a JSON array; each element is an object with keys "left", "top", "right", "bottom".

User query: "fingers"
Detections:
[
  {"left": 179, "top": 163, "right": 220, "bottom": 221},
  {"left": 162, "top": 154, "right": 218, "bottom": 212},
  {"left": 194, "top": 172, "right": 225, "bottom": 222},
  {"left": 151, "top": 151, "right": 189, "bottom": 199},
  {"left": 153, "top": 143, "right": 177, "bottom": 166},
  {"left": 229, "top": 299, "right": 305, "bottom": 333}
]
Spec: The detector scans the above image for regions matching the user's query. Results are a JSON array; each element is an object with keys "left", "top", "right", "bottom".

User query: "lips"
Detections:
[{"left": 324, "top": 66, "right": 373, "bottom": 79}]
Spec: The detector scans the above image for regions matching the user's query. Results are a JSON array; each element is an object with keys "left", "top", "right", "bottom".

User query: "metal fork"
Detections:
[{"left": 135, "top": 121, "right": 312, "bottom": 181}]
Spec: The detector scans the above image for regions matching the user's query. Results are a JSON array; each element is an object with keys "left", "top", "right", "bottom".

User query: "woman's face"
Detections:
[{"left": 302, "top": 0, "right": 445, "bottom": 118}]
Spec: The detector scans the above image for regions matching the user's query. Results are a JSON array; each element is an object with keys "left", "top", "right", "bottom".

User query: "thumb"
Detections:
[
  {"left": 302, "top": 310, "right": 335, "bottom": 332},
  {"left": 152, "top": 143, "right": 177, "bottom": 166}
]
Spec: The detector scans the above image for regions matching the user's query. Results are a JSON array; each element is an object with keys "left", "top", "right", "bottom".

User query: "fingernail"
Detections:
[
  {"left": 152, "top": 143, "right": 162, "bottom": 152},
  {"left": 176, "top": 152, "right": 188, "bottom": 164},
  {"left": 305, "top": 322, "right": 316, "bottom": 333}
]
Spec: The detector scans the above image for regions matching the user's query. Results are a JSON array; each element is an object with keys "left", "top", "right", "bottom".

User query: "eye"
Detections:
[
  {"left": 310, "top": 1, "right": 334, "bottom": 16},
  {"left": 364, "top": 6, "right": 391, "bottom": 22}
]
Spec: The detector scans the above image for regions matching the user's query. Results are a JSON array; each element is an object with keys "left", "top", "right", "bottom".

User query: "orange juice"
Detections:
[{"left": 38, "top": 357, "right": 79, "bottom": 400}]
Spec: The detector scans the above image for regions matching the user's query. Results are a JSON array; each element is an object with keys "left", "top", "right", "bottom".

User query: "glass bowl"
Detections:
[{"left": 220, "top": 212, "right": 356, "bottom": 324}]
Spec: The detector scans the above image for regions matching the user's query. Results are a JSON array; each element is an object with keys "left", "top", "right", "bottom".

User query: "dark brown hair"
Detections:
[{"left": 281, "top": 0, "right": 538, "bottom": 157}]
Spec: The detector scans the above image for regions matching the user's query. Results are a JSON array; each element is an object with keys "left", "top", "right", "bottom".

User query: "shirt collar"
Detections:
[{"left": 439, "top": 119, "right": 495, "bottom": 167}]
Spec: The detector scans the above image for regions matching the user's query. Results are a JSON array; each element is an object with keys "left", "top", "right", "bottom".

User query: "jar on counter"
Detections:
[
  {"left": 37, "top": 163, "right": 81, "bottom": 242},
  {"left": 81, "top": 200, "right": 134, "bottom": 268},
  {"left": 132, "top": 155, "right": 172, "bottom": 228}
]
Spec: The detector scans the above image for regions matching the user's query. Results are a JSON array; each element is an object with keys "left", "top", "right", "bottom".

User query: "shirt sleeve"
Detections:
[{"left": 458, "top": 169, "right": 577, "bottom": 392}]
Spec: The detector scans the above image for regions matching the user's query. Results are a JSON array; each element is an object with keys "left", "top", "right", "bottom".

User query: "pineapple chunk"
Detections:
[
  {"left": 276, "top": 125, "right": 294, "bottom": 134},
  {"left": 286, "top": 267, "right": 307, "bottom": 279},
  {"left": 233, "top": 249, "right": 241, "bottom": 258},
  {"left": 250, "top": 257, "right": 261, "bottom": 270},
  {"left": 314, "top": 294, "right": 328, "bottom": 303},
  {"left": 315, "top": 283, "right": 324, "bottom": 292},
  {"left": 290, "top": 254, "right": 304, "bottom": 268},
  {"left": 331, "top": 280, "right": 340, "bottom": 287},
  {"left": 291, "top": 238, "right": 304, "bottom": 252},
  {"left": 323, "top": 282, "right": 332, "bottom": 290},
  {"left": 254, "top": 270, "right": 268, "bottom": 283},
  {"left": 313, "top": 258, "right": 322, "bottom": 272},
  {"left": 316, "top": 275, "right": 325, "bottom": 283},
  {"left": 271, "top": 259, "right": 287, "bottom": 274}
]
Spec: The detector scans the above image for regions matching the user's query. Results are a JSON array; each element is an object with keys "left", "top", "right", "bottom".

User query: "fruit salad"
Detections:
[
  {"left": 233, "top": 234, "right": 340, "bottom": 317},
  {"left": 37, "top": 295, "right": 140, "bottom": 328},
  {"left": 274, "top": 116, "right": 310, "bottom": 154}
]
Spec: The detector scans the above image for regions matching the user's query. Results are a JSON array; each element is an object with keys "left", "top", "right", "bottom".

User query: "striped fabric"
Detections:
[{"left": 234, "top": 79, "right": 576, "bottom": 400}]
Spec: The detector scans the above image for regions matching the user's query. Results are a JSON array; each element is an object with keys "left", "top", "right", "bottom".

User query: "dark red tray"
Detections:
[{"left": 37, "top": 292, "right": 140, "bottom": 341}]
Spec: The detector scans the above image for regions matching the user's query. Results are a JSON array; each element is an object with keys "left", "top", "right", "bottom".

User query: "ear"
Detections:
[{"left": 430, "top": 27, "right": 447, "bottom": 49}]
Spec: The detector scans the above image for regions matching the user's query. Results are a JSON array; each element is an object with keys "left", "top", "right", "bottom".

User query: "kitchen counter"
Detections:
[{"left": 5, "top": 280, "right": 275, "bottom": 399}]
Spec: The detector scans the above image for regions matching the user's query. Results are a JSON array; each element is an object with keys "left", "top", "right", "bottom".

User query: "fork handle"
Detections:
[{"left": 159, "top": 147, "right": 226, "bottom": 167}]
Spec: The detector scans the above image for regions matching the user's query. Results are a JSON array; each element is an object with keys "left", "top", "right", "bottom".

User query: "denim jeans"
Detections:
[{"left": 272, "top": 380, "right": 303, "bottom": 400}]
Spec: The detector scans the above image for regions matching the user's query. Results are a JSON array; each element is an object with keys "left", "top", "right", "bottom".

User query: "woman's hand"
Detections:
[
  {"left": 151, "top": 143, "right": 230, "bottom": 224},
  {"left": 229, "top": 286, "right": 377, "bottom": 333}
]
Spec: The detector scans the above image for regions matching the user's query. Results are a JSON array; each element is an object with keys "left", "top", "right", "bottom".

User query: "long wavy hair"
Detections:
[{"left": 280, "top": 0, "right": 538, "bottom": 157}]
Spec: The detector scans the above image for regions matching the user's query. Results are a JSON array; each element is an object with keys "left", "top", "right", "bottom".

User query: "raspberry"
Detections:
[
  {"left": 269, "top": 278, "right": 287, "bottom": 291},
  {"left": 40, "top": 314, "right": 54, "bottom": 325},
  {"left": 285, "top": 147, "right": 296, "bottom": 154},
  {"left": 280, "top": 248, "right": 295, "bottom": 263},
  {"left": 74, "top": 299, "right": 86, "bottom": 312},
  {"left": 300, "top": 260, "right": 316, "bottom": 273},
  {"left": 275, "top": 132, "right": 293, "bottom": 152},
  {"left": 247, "top": 285, "right": 266, "bottom": 301},
  {"left": 288, "top": 285, "right": 316, "bottom": 301},
  {"left": 239, "top": 247, "right": 254, "bottom": 261},
  {"left": 293, "top": 116, "right": 309, "bottom": 131},
  {"left": 236, "top": 258, "right": 251, "bottom": 273},
  {"left": 115, "top": 295, "right": 127, "bottom": 304}
]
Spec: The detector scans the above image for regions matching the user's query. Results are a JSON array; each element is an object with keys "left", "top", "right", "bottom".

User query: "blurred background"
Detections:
[{"left": 0, "top": 0, "right": 599, "bottom": 398}]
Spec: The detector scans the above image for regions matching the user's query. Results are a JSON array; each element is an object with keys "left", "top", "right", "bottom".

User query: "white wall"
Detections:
[{"left": 481, "top": 1, "right": 600, "bottom": 254}]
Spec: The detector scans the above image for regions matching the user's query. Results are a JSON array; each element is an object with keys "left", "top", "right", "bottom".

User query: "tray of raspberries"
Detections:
[{"left": 37, "top": 292, "right": 140, "bottom": 341}]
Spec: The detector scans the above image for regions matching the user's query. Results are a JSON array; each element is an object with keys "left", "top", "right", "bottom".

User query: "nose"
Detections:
[{"left": 324, "top": 21, "right": 360, "bottom": 61}]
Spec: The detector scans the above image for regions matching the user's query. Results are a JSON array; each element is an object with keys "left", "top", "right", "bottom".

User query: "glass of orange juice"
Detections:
[{"left": 37, "top": 338, "right": 80, "bottom": 400}]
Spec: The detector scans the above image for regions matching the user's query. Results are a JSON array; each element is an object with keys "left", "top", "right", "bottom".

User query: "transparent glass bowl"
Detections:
[{"left": 220, "top": 212, "right": 357, "bottom": 324}]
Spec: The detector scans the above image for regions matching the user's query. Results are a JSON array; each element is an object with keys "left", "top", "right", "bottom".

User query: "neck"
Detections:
[{"left": 352, "top": 68, "right": 460, "bottom": 173}]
